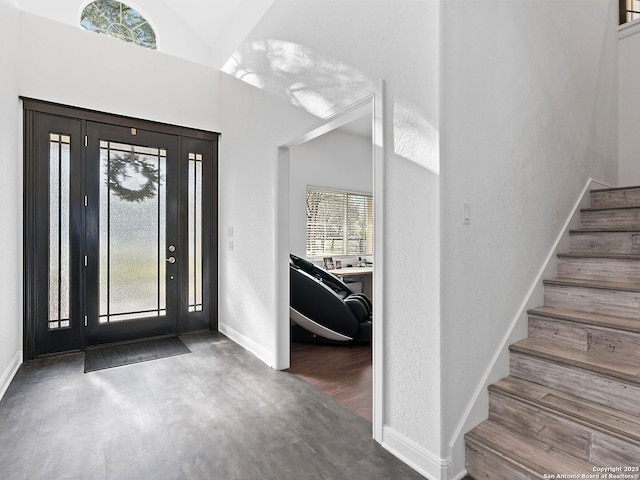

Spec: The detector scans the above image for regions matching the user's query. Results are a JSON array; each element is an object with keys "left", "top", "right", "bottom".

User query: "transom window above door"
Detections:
[{"left": 80, "top": 0, "right": 157, "bottom": 49}]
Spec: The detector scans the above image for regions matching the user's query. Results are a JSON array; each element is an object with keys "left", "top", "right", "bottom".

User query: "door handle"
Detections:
[{"left": 166, "top": 256, "right": 176, "bottom": 264}]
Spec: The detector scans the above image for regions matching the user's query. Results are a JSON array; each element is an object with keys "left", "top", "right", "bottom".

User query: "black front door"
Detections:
[
  {"left": 23, "top": 100, "right": 218, "bottom": 358},
  {"left": 85, "top": 122, "right": 179, "bottom": 346}
]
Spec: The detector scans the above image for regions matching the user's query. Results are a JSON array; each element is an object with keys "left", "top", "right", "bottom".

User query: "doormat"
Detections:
[{"left": 84, "top": 336, "right": 191, "bottom": 373}]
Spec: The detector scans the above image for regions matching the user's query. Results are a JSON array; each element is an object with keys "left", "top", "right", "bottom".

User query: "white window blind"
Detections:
[{"left": 306, "top": 187, "right": 374, "bottom": 258}]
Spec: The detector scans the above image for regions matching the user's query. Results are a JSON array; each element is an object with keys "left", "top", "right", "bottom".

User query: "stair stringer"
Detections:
[{"left": 447, "top": 178, "right": 614, "bottom": 480}]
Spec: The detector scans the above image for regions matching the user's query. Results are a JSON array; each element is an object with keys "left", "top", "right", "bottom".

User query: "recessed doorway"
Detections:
[
  {"left": 276, "top": 87, "right": 385, "bottom": 440},
  {"left": 23, "top": 99, "right": 218, "bottom": 358},
  {"left": 287, "top": 109, "right": 374, "bottom": 421}
]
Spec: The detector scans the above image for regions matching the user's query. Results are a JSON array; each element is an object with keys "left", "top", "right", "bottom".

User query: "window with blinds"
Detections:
[{"left": 306, "top": 187, "right": 374, "bottom": 258}]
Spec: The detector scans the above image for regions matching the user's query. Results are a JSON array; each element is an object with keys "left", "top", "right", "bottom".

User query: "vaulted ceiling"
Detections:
[
  {"left": 12, "top": 0, "right": 373, "bottom": 135},
  {"left": 15, "top": 0, "right": 275, "bottom": 68}
]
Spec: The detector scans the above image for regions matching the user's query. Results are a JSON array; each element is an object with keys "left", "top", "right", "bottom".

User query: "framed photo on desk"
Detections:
[{"left": 323, "top": 257, "right": 334, "bottom": 270}]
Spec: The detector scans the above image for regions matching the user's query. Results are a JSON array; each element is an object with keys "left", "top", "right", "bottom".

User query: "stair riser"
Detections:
[
  {"left": 465, "top": 440, "right": 536, "bottom": 480},
  {"left": 510, "top": 352, "right": 640, "bottom": 416},
  {"left": 490, "top": 390, "right": 640, "bottom": 466},
  {"left": 569, "top": 231, "right": 640, "bottom": 255},
  {"left": 591, "top": 189, "right": 640, "bottom": 208},
  {"left": 588, "top": 328, "right": 640, "bottom": 362},
  {"left": 489, "top": 391, "right": 590, "bottom": 460},
  {"left": 557, "top": 257, "right": 640, "bottom": 284},
  {"left": 529, "top": 316, "right": 640, "bottom": 362},
  {"left": 592, "top": 433, "right": 640, "bottom": 467},
  {"left": 544, "top": 283, "right": 640, "bottom": 320},
  {"left": 581, "top": 208, "right": 640, "bottom": 228},
  {"left": 528, "top": 316, "right": 588, "bottom": 351}
]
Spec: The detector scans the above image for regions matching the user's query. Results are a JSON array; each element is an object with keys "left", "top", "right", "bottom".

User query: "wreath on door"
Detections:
[{"left": 107, "top": 153, "right": 160, "bottom": 202}]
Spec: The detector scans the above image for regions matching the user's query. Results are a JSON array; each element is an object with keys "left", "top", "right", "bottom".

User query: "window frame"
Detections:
[
  {"left": 80, "top": 0, "right": 158, "bottom": 50},
  {"left": 305, "top": 186, "right": 374, "bottom": 259}
]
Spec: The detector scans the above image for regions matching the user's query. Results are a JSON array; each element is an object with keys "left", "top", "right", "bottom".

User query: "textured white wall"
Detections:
[
  {"left": 440, "top": 0, "right": 618, "bottom": 475},
  {"left": 18, "top": 11, "right": 221, "bottom": 132},
  {"left": 220, "top": 0, "right": 442, "bottom": 474},
  {"left": 218, "top": 74, "right": 317, "bottom": 365},
  {"left": 289, "top": 129, "right": 372, "bottom": 259},
  {"left": 619, "top": 25, "right": 640, "bottom": 185},
  {"left": 0, "top": 5, "right": 22, "bottom": 399}
]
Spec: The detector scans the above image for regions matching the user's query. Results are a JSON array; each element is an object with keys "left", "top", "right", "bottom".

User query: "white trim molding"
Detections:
[
  {"left": 619, "top": 17, "right": 640, "bottom": 39},
  {"left": 0, "top": 350, "right": 22, "bottom": 402},
  {"left": 218, "top": 321, "right": 274, "bottom": 368},
  {"left": 371, "top": 81, "right": 385, "bottom": 443},
  {"left": 382, "top": 425, "right": 450, "bottom": 480}
]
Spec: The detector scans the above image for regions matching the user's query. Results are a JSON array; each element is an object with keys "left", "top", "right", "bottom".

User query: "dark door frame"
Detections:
[{"left": 22, "top": 98, "right": 219, "bottom": 359}]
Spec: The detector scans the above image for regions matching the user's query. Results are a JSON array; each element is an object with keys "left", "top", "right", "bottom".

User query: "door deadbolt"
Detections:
[{"left": 168, "top": 245, "right": 176, "bottom": 252}]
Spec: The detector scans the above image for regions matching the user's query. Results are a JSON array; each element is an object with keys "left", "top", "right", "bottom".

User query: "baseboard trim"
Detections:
[
  {"left": 0, "top": 350, "right": 22, "bottom": 402},
  {"left": 382, "top": 425, "right": 450, "bottom": 480},
  {"left": 451, "top": 470, "right": 469, "bottom": 480},
  {"left": 218, "top": 321, "right": 274, "bottom": 368}
]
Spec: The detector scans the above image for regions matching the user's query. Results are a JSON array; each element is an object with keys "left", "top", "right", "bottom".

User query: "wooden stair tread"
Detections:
[
  {"left": 543, "top": 277, "right": 640, "bottom": 292},
  {"left": 558, "top": 252, "right": 640, "bottom": 260},
  {"left": 510, "top": 339, "right": 640, "bottom": 382},
  {"left": 528, "top": 306, "right": 640, "bottom": 334},
  {"left": 570, "top": 228, "right": 640, "bottom": 233},
  {"left": 466, "top": 420, "right": 596, "bottom": 475},
  {"left": 581, "top": 205, "right": 640, "bottom": 212},
  {"left": 591, "top": 186, "right": 640, "bottom": 193},
  {"left": 491, "top": 376, "right": 640, "bottom": 444}
]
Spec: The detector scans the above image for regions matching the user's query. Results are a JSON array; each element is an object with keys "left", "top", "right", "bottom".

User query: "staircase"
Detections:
[{"left": 465, "top": 186, "right": 640, "bottom": 479}]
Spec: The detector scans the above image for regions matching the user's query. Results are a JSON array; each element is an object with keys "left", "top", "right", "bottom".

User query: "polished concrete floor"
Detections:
[{"left": 0, "top": 332, "right": 425, "bottom": 480}]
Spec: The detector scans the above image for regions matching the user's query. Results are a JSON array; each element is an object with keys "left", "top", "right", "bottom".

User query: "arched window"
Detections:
[{"left": 80, "top": 0, "right": 156, "bottom": 50}]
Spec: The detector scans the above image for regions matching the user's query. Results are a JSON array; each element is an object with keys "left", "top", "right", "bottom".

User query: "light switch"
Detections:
[
  {"left": 228, "top": 227, "right": 234, "bottom": 237},
  {"left": 462, "top": 203, "right": 471, "bottom": 225}
]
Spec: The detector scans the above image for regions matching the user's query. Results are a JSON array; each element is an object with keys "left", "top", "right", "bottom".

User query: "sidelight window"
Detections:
[
  {"left": 187, "top": 153, "right": 203, "bottom": 313},
  {"left": 48, "top": 133, "right": 71, "bottom": 330}
]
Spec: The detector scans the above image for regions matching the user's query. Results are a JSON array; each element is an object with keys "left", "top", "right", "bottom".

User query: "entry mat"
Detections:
[{"left": 84, "top": 336, "right": 191, "bottom": 373}]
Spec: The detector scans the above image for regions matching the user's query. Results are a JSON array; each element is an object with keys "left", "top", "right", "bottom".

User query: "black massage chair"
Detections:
[{"left": 289, "top": 254, "right": 372, "bottom": 344}]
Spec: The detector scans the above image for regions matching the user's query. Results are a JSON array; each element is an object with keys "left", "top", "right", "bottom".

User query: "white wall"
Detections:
[
  {"left": 619, "top": 22, "right": 640, "bottom": 185},
  {"left": 440, "top": 0, "right": 618, "bottom": 476},
  {"left": 220, "top": 1, "right": 442, "bottom": 477},
  {"left": 289, "top": 128, "right": 372, "bottom": 258},
  {"left": 0, "top": 4, "right": 23, "bottom": 400},
  {"left": 218, "top": 74, "right": 317, "bottom": 365},
  {"left": 18, "top": 11, "right": 221, "bottom": 132}
]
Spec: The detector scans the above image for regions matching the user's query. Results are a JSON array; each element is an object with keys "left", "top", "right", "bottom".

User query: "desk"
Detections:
[{"left": 327, "top": 266, "right": 373, "bottom": 299}]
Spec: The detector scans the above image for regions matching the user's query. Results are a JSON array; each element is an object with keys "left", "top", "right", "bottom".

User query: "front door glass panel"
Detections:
[
  {"left": 187, "top": 152, "right": 203, "bottom": 313},
  {"left": 48, "top": 133, "right": 71, "bottom": 330},
  {"left": 99, "top": 140, "right": 167, "bottom": 323}
]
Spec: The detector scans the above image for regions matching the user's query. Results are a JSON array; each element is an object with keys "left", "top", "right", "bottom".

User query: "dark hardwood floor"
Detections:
[{"left": 288, "top": 342, "right": 372, "bottom": 422}]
